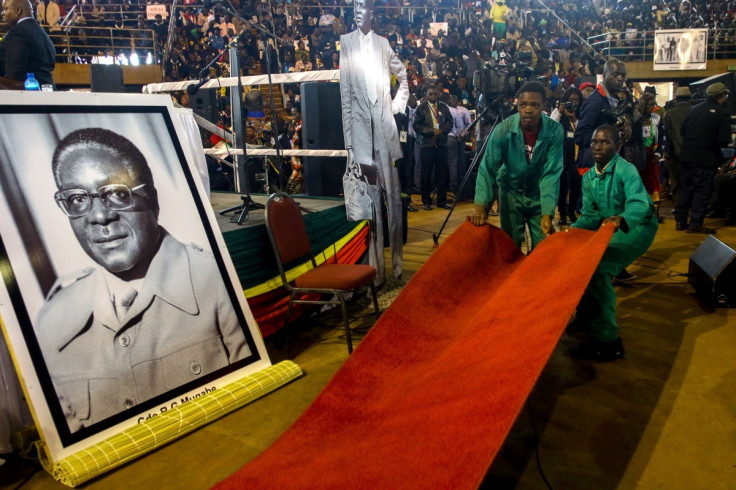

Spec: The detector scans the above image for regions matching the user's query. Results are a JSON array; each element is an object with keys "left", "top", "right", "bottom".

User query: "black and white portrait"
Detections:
[
  {"left": 0, "top": 93, "right": 268, "bottom": 462},
  {"left": 654, "top": 29, "right": 708, "bottom": 70}
]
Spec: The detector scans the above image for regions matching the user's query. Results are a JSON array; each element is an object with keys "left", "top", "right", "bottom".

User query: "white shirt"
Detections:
[{"left": 359, "top": 29, "right": 378, "bottom": 105}]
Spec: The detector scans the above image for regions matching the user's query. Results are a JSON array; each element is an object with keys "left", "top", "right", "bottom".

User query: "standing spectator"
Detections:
[
  {"left": 447, "top": 95, "right": 472, "bottom": 193},
  {"left": 414, "top": 84, "right": 454, "bottom": 210},
  {"left": 490, "top": 0, "right": 509, "bottom": 39},
  {"left": 557, "top": 86, "right": 583, "bottom": 226},
  {"left": 675, "top": 82, "right": 732, "bottom": 234},
  {"left": 579, "top": 81, "right": 596, "bottom": 99},
  {"left": 663, "top": 86, "right": 692, "bottom": 208},
  {"left": 0, "top": 0, "right": 56, "bottom": 87}
]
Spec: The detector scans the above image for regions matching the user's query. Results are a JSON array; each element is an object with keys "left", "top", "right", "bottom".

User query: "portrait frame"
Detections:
[
  {"left": 0, "top": 92, "right": 270, "bottom": 464},
  {"left": 653, "top": 28, "right": 708, "bottom": 71}
]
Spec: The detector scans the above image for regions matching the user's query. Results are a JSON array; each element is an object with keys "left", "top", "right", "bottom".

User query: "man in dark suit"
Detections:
[
  {"left": 414, "top": 84, "right": 453, "bottom": 210},
  {"left": 675, "top": 82, "right": 732, "bottom": 234},
  {"left": 0, "top": 0, "right": 56, "bottom": 86}
]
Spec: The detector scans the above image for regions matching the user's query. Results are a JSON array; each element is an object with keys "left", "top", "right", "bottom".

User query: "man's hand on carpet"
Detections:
[
  {"left": 603, "top": 216, "right": 625, "bottom": 231},
  {"left": 541, "top": 215, "right": 554, "bottom": 236},
  {"left": 468, "top": 205, "right": 487, "bottom": 226}
]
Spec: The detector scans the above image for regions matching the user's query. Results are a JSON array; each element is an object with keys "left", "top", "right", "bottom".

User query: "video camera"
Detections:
[{"left": 602, "top": 91, "right": 636, "bottom": 128}]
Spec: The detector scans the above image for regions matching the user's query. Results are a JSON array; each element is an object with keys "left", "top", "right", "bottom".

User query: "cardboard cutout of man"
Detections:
[
  {"left": 339, "top": 0, "right": 408, "bottom": 283},
  {"left": 36, "top": 128, "right": 250, "bottom": 431}
]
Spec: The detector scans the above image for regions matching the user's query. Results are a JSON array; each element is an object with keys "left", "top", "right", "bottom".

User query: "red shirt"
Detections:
[{"left": 522, "top": 127, "right": 540, "bottom": 164}]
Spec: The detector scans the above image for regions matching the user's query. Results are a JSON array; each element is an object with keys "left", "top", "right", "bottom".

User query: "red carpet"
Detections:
[{"left": 217, "top": 222, "right": 614, "bottom": 489}]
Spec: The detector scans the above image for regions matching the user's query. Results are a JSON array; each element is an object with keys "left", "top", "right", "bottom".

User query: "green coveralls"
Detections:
[
  {"left": 475, "top": 113, "right": 564, "bottom": 249},
  {"left": 571, "top": 154, "right": 659, "bottom": 341}
]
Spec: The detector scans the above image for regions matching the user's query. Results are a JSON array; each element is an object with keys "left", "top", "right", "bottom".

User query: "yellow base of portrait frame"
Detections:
[{"left": 35, "top": 361, "right": 303, "bottom": 487}]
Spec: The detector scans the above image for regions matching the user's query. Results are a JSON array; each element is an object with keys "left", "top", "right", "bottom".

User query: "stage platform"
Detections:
[
  {"left": 211, "top": 193, "right": 346, "bottom": 233},
  {"left": 210, "top": 192, "right": 370, "bottom": 338}
]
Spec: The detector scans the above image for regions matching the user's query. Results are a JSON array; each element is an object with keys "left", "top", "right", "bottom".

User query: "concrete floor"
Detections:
[{"left": 2, "top": 198, "right": 735, "bottom": 489}]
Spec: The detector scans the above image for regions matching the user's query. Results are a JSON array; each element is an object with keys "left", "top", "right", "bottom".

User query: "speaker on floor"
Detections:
[
  {"left": 190, "top": 89, "right": 219, "bottom": 123},
  {"left": 688, "top": 235, "right": 736, "bottom": 307},
  {"left": 90, "top": 64, "right": 125, "bottom": 93},
  {"left": 301, "top": 82, "right": 345, "bottom": 197}
]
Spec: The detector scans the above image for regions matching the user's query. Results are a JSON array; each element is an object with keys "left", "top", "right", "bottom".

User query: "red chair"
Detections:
[{"left": 265, "top": 192, "right": 380, "bottom": 354}]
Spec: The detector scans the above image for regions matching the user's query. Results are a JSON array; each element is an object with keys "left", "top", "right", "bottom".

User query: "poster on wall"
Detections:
[
  {"left": 0, "top": 92, "right": 270, "bottom": 464},
  {"left": 653, "top": 28, "right": 708, "bottom": 70}
]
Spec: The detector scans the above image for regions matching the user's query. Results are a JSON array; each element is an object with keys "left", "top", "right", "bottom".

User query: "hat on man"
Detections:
[
  {"left": 579, "top": 82, "right": 595, "bottom": 90},
  {"left": 675, "top": 86, "right": 691, "bottom": 97},
  {"left": 706, "top": 82, "right": 729, "bottom": 97},
  {"left": 644, "top": 86, "right": 657, "bottom": 96}
]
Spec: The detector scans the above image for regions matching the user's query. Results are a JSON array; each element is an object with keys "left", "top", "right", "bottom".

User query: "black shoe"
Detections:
[
  {"left": 437, "top": 203, "right": 453, "bottom": 209},
  {"left": 558, "top": 218, "right": 567, "bottom": 227},
  {"left": 686, "top": 224, "right": 716, "bottom": 234},
  {"left": 570, "top": 338, "right": 625, "bottom": 362},
  {"left": 423, "top": 204, "right": 433, "bottom": 211},
  {"left": 568, "top": 215, "right": 577, "bottom": 223},
  {"left": 614, "top": 269, "right": 636, "bottom": 282},
  {"left": 675, "top": 221, "right": 688, "bottom": 231},
  {"left": 407, "top": 204, "right": 418, "bottom": 212}
]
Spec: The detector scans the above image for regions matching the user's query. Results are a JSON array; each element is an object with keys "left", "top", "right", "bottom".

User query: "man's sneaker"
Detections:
[
  {"left": 614, "top": 269, "right": 636, "bottom": 282},
  {"left": 686, "top": 224, "right": 716, "bottom": 234},
  {"left": 570, "top": 337, "right": 625, "bottom": 362},
  {"left": 675, "top": 221, "right": 688, "bottom": 231}
]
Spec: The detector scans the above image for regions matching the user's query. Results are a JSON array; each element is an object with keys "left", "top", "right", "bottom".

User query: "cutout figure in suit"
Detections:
[{"left": 339, "top": 0, "right": 408, "bottom": 283}]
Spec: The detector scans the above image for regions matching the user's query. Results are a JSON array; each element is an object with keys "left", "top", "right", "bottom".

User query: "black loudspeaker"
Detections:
[
  {"left": 301, "top": 82, "right": 345, "bottom": 197},
  {"left": 688, "top": 235, "right": 736, "bottom": 307},
  {"left": 90, "top": 64, "right": 125, "bottom": 93},
  {"left": 191, "top": 89, "right": 219, "bottom": 123}
]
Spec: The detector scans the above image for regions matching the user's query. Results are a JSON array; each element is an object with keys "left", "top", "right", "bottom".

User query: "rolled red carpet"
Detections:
[{"left": 217, "top": 221, "right": 613, "bottom": 489}]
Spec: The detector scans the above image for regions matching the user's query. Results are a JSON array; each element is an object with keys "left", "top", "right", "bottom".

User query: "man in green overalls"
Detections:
[
  {"left": 570, "top": 125, "right": 659, "bottom": 361},
  {"left": 469, "top": 81, "right": 564, "bottom": 250}
]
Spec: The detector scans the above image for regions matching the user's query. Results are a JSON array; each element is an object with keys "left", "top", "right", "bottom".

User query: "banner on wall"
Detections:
[
  {"left": 0, "top": 92, "right": 270, "bottom": 466},
  {"left": 653, "top": 28, "right": 708, "bottom": 70}
]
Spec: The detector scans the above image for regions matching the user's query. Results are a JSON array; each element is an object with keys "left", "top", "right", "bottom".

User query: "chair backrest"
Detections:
[{"left": 265, "top": 193, "right": 313, "bottom": 267}]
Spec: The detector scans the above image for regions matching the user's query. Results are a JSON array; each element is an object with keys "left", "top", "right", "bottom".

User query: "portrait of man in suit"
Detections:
[{"left": 339, "top": 0, "right": 408, "bottom": 283}]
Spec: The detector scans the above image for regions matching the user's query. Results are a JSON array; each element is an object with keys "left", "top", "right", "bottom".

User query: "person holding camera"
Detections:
[
  {"left": 574, "top": 59, "right": 629, "bottom": 174},
  {"left": 556, "top": 87, "right": 584, "bottom": 226}
]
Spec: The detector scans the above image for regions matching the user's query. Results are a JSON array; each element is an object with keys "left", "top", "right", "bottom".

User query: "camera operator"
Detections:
[
  {"left": 574, "top": 59, "right": 630, "bottom": 174},
  {"left": 556, "top": 87, "right": 584, "bottom": 226}
]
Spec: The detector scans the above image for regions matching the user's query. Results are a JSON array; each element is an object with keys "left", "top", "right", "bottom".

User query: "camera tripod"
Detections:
[{"left": 432, "top": 104, "right": 506, "bottom": 246}]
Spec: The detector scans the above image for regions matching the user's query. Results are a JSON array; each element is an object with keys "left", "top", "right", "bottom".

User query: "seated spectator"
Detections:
[{"left": 295, "top": 53, "right": 313, "bottom": 72}]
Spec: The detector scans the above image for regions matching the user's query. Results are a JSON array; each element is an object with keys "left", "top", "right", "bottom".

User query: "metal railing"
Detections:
[
  {"left": 46, "top": 26, "right": 159, "bottom": 64},
  {"left": 588, "top": 29, "right": 736, "bottom": 62}
]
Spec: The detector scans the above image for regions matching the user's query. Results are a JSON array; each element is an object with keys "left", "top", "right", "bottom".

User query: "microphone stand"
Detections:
[
  {"left": 217, "top": 2, "right": 288, "bottom": 198},
  {"left": 186, "top": 46, "right": 227, "bottom": 96}
]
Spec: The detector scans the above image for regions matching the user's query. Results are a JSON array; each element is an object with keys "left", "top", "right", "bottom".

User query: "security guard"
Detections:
[
  {"left": 36, "top": 128, "right": 250, "bottom": 431},
  {"left": 469, "top": 81, "right": 564, "bottom": 249},
  {"left": 570, "top": 125, "right": 658, "bottom": 361}
]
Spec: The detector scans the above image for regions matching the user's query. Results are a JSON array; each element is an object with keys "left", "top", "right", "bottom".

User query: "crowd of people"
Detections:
[{"left": 165, "top": 0, "right": 735, "bottom": 233}]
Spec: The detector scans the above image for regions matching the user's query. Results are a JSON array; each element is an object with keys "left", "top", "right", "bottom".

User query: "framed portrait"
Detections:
[
  {"left": 653, "top": 28, "right": 708, "bottom": 71},
  {"left": 0, "top": 92, "right": 270, "bottom": 464}
]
